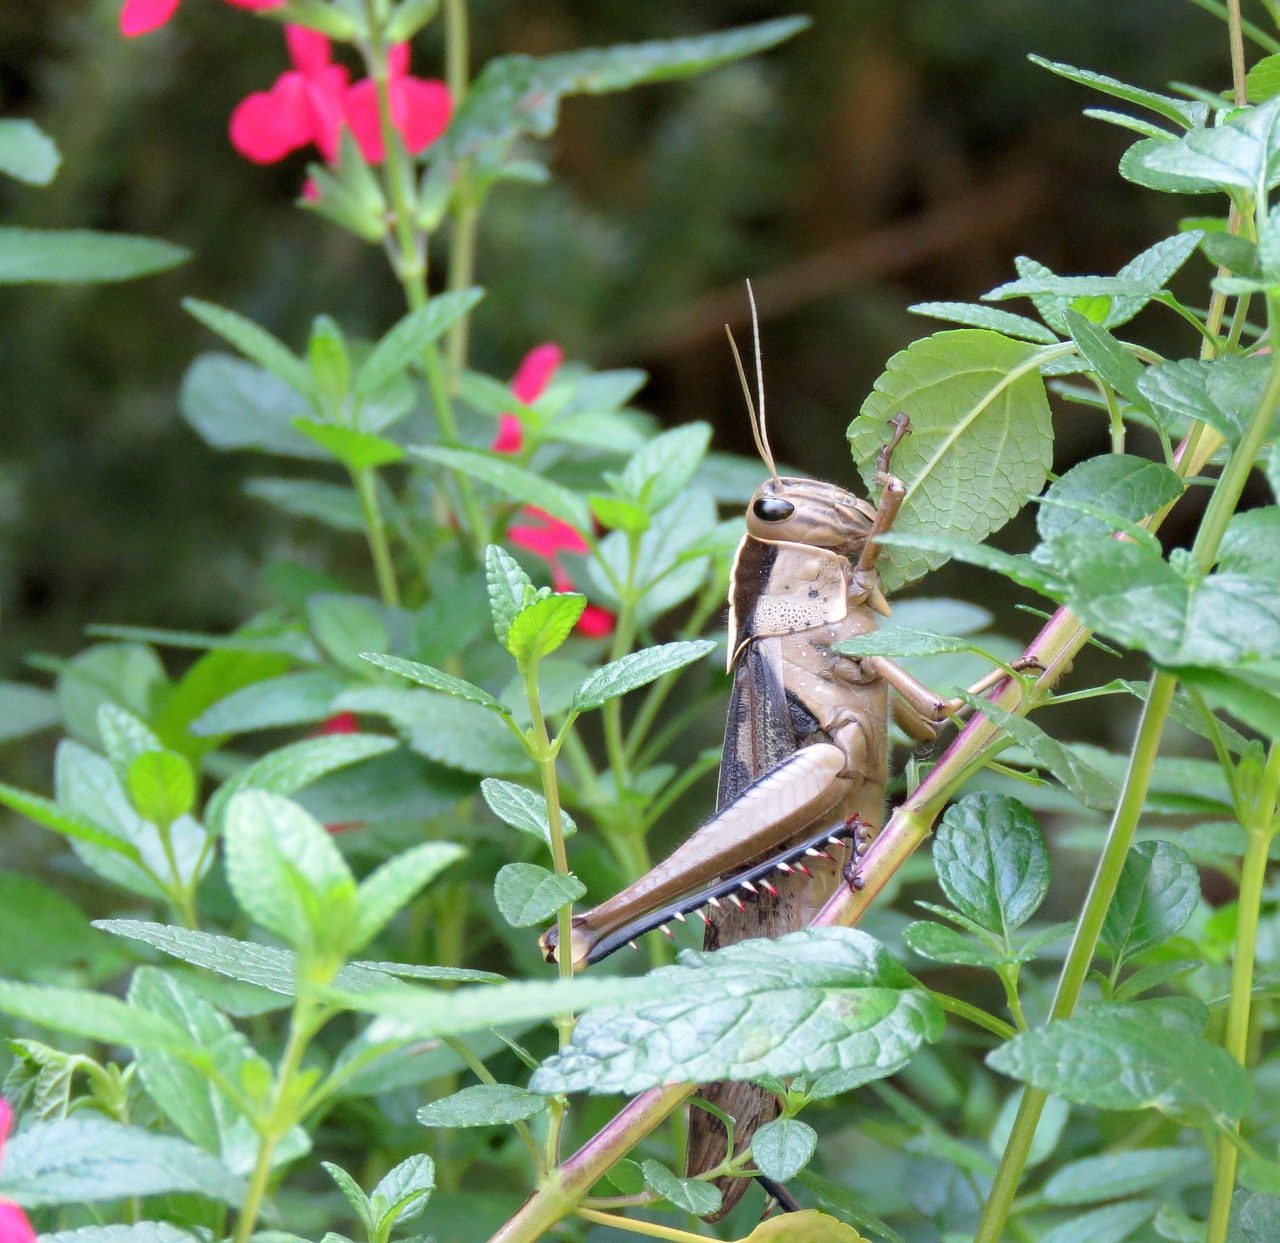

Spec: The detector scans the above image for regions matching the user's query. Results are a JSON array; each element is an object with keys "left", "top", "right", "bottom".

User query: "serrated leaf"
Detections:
[
  {"left": 97, "top": 703, "right": 164, "bottom": 775},
  {"left": 357, "top": 289, "right": 484, "bottom": 393},
  {"left": 361, "top": 652, "right": 509, "bottom": 714},
  {"left": 352, "top": 842, "right": 466, "bottom": 951},
  {"left": 1137, "top": 355, "right": 1270, "bottom": 444},
  {"left": 909, "top": 301, "right": 1060, "bottom": 343},
  {"left": 0, "top": 780, "right": 145, "bottom": 862},
  {"left": 1028, "top": 55, "right": 1207, "bottom": 129},
  {"left": 1230, "top": 1190, "right": 1280, "bottom": 1242},
  {"left": 903, "top": 921, "right": 1018, "bottom": 967},
  {"left": 0, "top": 228, "right": 188, "bottom": 284},
  {"left": 1037, "top": 454, "right": 1183, "bottom": 541},
  {"left": 1138, "top": 97, "right": 1280, "bottom": 197},
  {"left": 371, "top": 1152, "right": 436, "bottom": 1226},
  {"left": 848, "top": 330, "right": 1054, "bottom": 590},
  {"left": 480, "top": 778, "right": 576, "bottom": 844},
  {"left": 1042, "top": 1148, "right": 1205, "bottom": 1206},
  {"left": 958, "top": 695, "right": 1119, "bottom": 810},
  {"left": 640, "top": 1159, "right": 722, "bottom": 1217},
  {"left": 505, "top": 594, "right": 586, "bottom": 666},
  {"left": 0, "top": 1117, "right": 243, "bottom": 1207},
  {"left": 127, "top": 750, "right": 196, "bottom": 828},
  {"left": 530, "top": 929, "right": 943, "bottom": 1095},
  {"left": 494, "top": 863, "right": 585, "bottom": 927},
  {"left": 39, "top": 1226, "right": 199, "bottom": 1243},
  {"left": 751, "top": 1118, "right": 817, "bottom": 1182},
  {"left": 486, "top": 544, "right": 533, "bottom": 644},
  {"left": 184, "top": 298, "right": 312, "bottom": 395},
  {"left": 987, "top": 1005, "right": 1251, "bottom": 1126},
  {"left": 833, "top": 629, "right": 974, "bottom": 659},
  {"left": 571, "top": 639, "right": 716, "bottom": 712},
  {"left": 417, "top": 1083, "right": 549, "bottom": 1127},
  {"left": 1102, "top": 840, "right": 1200, "bottom": 964},
  {"left": 323, "top": 1161, "right": 375, "bottom": 1233},
  {"left": 223, "top": 791, "right": 357, "bottom": 954},
  {"left": 932, "top": 793, "right": 1050, "bottom": 935},
  {"left": 1109, "top": 230, "right": 1205, "bottom": 326},
  {"left": 413, "top": 445, "right": 592, "bottom": 531},
  {"left": 619, "top": 423, "right": 712, "bottom": 513},
  {"left": 204, "top": 733, "right": 397, "bottom": 834},
  {"left": 1063, "top": 311, "right": 1149, "bottom": 410}
]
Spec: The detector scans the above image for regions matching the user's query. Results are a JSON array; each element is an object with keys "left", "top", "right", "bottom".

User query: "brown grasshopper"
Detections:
[{"left": 541, "top": 294, "right": 1020, "bottom": 1218}]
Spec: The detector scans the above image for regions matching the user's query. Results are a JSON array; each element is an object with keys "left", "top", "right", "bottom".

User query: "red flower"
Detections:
[
  {"left": 344, "top": 44, "right": 452, "bottom": 162},
  {"left": 120, "top": 0, "right": 283, "bottom": 37},
  {"left": 492, "top": 343, "right": 563, "bottom": 455},
  {"left": 317, "top": 711, "right": 359, "bottom": 735},
  {"left": 0, "top": 1100, "right": 35, "bottom": 1243},
  {"left": 229, "top": 27, "right": 450, "bottom": 167}
]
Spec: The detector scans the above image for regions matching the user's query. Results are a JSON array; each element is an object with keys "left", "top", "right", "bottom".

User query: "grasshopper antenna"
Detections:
[{"left": 725, "top": 279, "right": 779, "bottom": 481}]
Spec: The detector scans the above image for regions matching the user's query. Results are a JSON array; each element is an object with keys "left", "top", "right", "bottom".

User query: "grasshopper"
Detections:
[{"left": 541, "top": 291, "right": 1022, "bottom": 1218}]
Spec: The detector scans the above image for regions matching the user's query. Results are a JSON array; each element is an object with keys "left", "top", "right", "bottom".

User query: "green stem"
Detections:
[
  {"left": 443, "top": 1034, "right": 544, "bottom": 1171},
  {"left": 443, "top": 0, "right": 478, "bottom": 373},
  {"left": 573, "top": 1207, "right": 711, "bottom": 1242},
  {"left": 931, "top": 992, "right": 1016, "bottom": 1041},
  {"left": 1207, "top": 820, "right": 1274, "bottom": 1243},
  {"left": 354, "top": 467, "right": 401, "bottom": 607}
]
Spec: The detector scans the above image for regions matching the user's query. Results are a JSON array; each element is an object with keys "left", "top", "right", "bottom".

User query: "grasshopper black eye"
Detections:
[{"left": 753, "top": 497, "right": 795, "bottom": 522}]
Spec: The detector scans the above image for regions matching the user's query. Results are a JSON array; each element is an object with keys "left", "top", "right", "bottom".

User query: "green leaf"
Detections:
[
  {"left": 0, "top": 978, "right": 191, "bottom": 1051},
  {"left": 0, "top": 681, "right": 58, "bottom": 743},
  {"left": 183, "top": 298, "right": 312, "bottom": 395},
  {"left": 180, "top": 355, "right": 325, "bottom": 459},
  {"left": 1138, "top": 97, "right": 1280, "bottom": 197},
  {"left": 245, "top": 477, "right": 365, "bottom": 532},
  {"left": 909, "top": 301, "right": 1060, "bottom": 343},
  {"left": 356, "top": 288, "right": 484, "bottom": 394},
  {"left": 570, "top": 639, "right": 716, "bottom": 712},
  {"left": 191, "top": 671, "right": 348, "bottom": 737},
  {"left": 371, "top": 1153, "right": 436, "bottom": 1227},
  {"left": 306, "top": 594, "right": 389, "bottom": 673},
  {"left": 361, "top": 652, "right": 509, "bottom": 714},
  {"left": 796, "top": 1172, "right": 907, "bottom": 1243},
  {"left": 834, "top": 629, "right": 974, "bottom": 659},
  {"left": 872, "top": 532, "right": 1063, "bottom": 595},
  {"left": 1137, "top": 355, "right": 1270, "bottom": 444},
  {"left": 1175, "top": 666, "right": 1280, "bottom": 738},
  {"left": 323, "top": 1162, "right": 375, "bottom": 1234},
  {"left": 351, "top": 842, "right": 466, "bottom": 952},
  {"left": 1063, "top": 311, "right": 1149, "bottom": 410},
  {"left": 987, "top": 1004, "right": 1251, "bottom": 1126},
  {"left": 619, "top": 423, "right": 712, "bottom": 513},
  {"left": 1219, "top": 506, "right": 1280, "bottom": 580},
  {"left": 494, "top": 863, "right": 585, "bottom": 927},
  {"left": 1044, "top": 534, "right": 1280, "bottom": 665},
  {"left": 1038, "top": 1201, "right": 1156, "bottom": 1243},
  {"left": 904, "top": 921, "right": 1017, "bottom": 968},
  {"left": 1230, "top": 1191, "right": 1280, "bottom": 1242},
  {"left": 417, "top": 1083, "right": 549, "bottom": 1127},
  {"left": 294, "top": 419, "right": 404, "bottom": 469},
  {"left": 506, "top": 594, "right": 587, "bottom": 666},
  {"left": 848, "top": 330, "right": 1054, "bottom": 590},
  {"left": 1027, "top": 55, "right": 1207, "bottom": 129},
  {"left": 443, "top": 18, "right": 809, "bottom": 161},
  {"left": 339, "top": 687, "right": 532, "bottom": 777},
  {"left": 0, "top": 1117, "right": 243, "bottom": 1207},
  {"left": 480, "top": 778, "right": 576, "bottom": 845},
  {"left": 958, "top": 694, "right": 1119, "bottom": 810},
  {"left": 932, "top": 793, "right": 1050, "bottom": 936},
  {"left": 204, "top": 733, "right": 397, "bottom": 834},
  {"left": 39, "top": 1226, "right": 200, "bottom": 1243},
  {"left": 486, "top": 544, "right": 534, "bottom": 644},
  {"left": 1109, "top": 230, "right": 1205, "bottom": 326},
  {"left": 0, "top": 119, "right": 59, "bottom": 185},
  {"left": 1042, "top": 1148, "right": 1205, "bottom": 1206},
  {"left": 1248, "top": 54, "right": 1280, "bottom": 104},
  {"left": 751, "top": 1118, "right": 817, "bottom": 1182},
  {"left": 0, "top": 871, "right": 107, "bottom": 974},
  {"left": 127, "top": 750, "right": 196, "bottom": 828},
  {"left": 1101, "top": 840, "right": 1200, "bottom": 964},
  {"left": 0, "top": 228, "right": 188, "bottom": 283},
  {"left": 97, "top": 703, "right": 163, "bottom": 775},
  {"left": 590, "top": 493, "right": 650, "bottom": 535},
  {"left": 413, "top": 445, "right": 592, "bottom": 531},
  {"left": 530, "top": 929, "right": 943, "bottom": 1095},
  {"left": 0, "top": 780, "right": 144, "bottom": 862},
  {"left": 640, "top": 1159, "right": 722, "bottom": 1217},
  {"left": 1037, "top": 454, "right": 1183, "bottom": 541},
  {"left": 223, "top": 791, "right": 357, "bottom": 954}
]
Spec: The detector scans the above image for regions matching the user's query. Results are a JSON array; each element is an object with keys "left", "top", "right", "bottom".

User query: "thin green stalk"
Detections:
[
  {"left": 354, "top": 467, "right": 401, "bottom": 607},
  {"left": 930, "top": 992, "right": 1016, "bottom": 1041},
  {"left": 1207, "top": 818, "right": 1275, "bottom": 1243},
  {"left": 442, "top": 0, "right": 478, "bottom": 372},
  {"left": 443, "top": 1034, "right": 544, "bottom": 1171},
  {"left": 574, "top": 1207, "right": 711, "bottom": 1242}
]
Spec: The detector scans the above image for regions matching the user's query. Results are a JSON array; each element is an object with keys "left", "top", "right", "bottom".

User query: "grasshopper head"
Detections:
[{"left": 746, "top": 476, "right": 879, "bottom": 557}]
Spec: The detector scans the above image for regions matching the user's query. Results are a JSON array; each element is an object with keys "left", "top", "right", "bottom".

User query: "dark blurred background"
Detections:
[{"left": 0, "top": 0, "right": 1238, "bottom": 679}]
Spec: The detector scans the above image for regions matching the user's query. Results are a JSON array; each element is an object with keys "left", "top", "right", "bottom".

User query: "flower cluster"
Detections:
[
  {"left": 0, "top": 1100, "right": 35, "bottom": 1243},
  {"left": 120, "top": 0, "right": 282, "bottom": 37},
  {"left": 494, "top": 346, "right": 615, "bottom": 639},
  {"left": 229, "top": 27, "right": 450, "bottom": 167}
]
